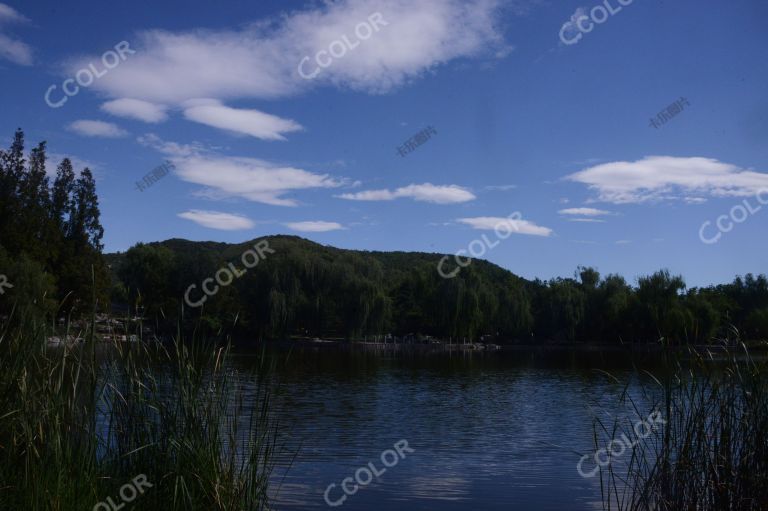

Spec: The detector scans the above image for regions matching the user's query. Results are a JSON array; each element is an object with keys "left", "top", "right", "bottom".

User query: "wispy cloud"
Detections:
[
  {"left": 284, "top": 221, "right": 345, "bottom": 232},
  {"left": 567, "top": 218, "right": 606, "bottom": 223},
  {"left": 0, "top": 3, "right": 27, "bottom": 23},
  {"left": 559, "top": 207, "right": 613, "bottom": 216},
  {"left": 177, "top": 156, "right": 344, "bottom": 206},
  {"left": 0, "top": 3, "right": 32, "bottom": 66},
  {"left": 67, "top": 120, "right": 128, "bottom": 138},
  {"left": 484, "top": 184, "right": 517, "bottom": 191},
  {"left": 101, "top": 98, "right": 169, "bottom": 123},
  {"left": 140, "top": 133, "right": 348, "bottom": 206},
  {"left": 567, "top": 156, "right": 768, "bottom": 204},
  {"left": 177, "top": 210, "right": 255, "bottom": 230},
  {"left": 338, "top": 183, "right": 475, "bottom": 204},
  {"left": 182, "top": 99, "right": 303, "bottom": 140},
  {"left": 137, "top": 133, "right": 203, "bottom": 158},
  {"left": 457, "top": 216, "right": 553, "bottom": 237}
]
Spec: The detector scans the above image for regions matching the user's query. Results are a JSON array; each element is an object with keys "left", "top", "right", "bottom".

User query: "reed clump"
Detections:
[
  {"left": 0, "top": 314, "right": 280, "bottom": 511},
  {"left": 597, "top": 340, "right": 768, "bottom": 511}
]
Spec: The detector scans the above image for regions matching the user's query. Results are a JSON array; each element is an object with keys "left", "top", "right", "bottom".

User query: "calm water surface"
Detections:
[{"left": 231, "top": 345, "right": 661, "bottom": 511}]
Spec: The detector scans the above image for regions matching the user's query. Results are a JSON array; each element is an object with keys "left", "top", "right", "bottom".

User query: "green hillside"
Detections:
[{"left": 107, "top": 236, "right": 768, "bottom": 344}]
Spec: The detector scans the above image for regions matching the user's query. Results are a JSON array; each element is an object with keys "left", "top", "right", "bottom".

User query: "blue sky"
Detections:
[{"left": 1, "top": 0, "right": 767, "bottom": 287}]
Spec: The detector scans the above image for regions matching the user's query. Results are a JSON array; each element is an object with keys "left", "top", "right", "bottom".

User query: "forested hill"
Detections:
[
  {"left": 106, "top": 235, "right": 531, "bottom": 341},
  {"left": 3, "top": 129, "right": 765, "bottom": 344},
  {"left": 107, "top": 236, "right": 768, "bottom": 345}
]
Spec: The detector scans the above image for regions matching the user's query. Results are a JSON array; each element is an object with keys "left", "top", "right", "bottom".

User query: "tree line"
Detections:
[
  {"left": 2, "top": 130, "right": 766, "bottom": 344},
  {"left": 110, "top": 237, "right": 768, "bottom": 344}
]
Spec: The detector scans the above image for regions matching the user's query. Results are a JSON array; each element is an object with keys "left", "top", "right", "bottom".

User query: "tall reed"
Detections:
[
  {"left": 0, "top": 312, "right": 282, "bottom": 510},
  {"left": 596, "top": 341, "right": 768, "bottom": 511}
]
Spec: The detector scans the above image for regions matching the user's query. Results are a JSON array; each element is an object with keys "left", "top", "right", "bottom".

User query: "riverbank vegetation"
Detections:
[
  {"left": 0, "top": 315, "right": 280, "bottom": 510},
  {"left": 3, "top": 126, "right": 767, "bottom": 511},
  {"left": 110, "top": 238, "right": 768, "bottom": 345},
  {"left": 595, "top": 343, "right": 768, "bottom": 510},
  {"left": 0, "top": 129, "right": 281, "bottom": 508},
  {"left": 2, "top": 130, "right": 767, "bottom": 345}
]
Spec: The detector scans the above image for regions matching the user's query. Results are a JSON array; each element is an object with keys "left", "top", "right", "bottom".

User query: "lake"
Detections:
[{"left": 230, "top": 344, "right": 664, "bottom": 511}]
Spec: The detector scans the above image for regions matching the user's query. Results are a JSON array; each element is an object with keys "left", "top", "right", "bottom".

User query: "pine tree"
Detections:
[
  {"left": 0, "top": 130, "right": 109, "bottom": 318},
  {"left": 70, "top": 168, "right": 104, "bottom": 251},
  {"left": 18, "top": 141, "right": 51, "bottom": 262},
  {"left": 0, "top": 129, "right": 25, "bottom": 253},
  {"left": 51, "top": 158, "right": 75, "bottom": 232}
]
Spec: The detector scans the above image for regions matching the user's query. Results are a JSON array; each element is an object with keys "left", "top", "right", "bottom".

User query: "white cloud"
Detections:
[
  {"left": 485, "top": 184, "right": 517, "bottom": 191},
  {"left": 0, "top": 3, "right": 27, "bottom": 23},
  {"left": 67, "top": 120, "right": 128, "bottom": 138},
  {"left": 457, "top": 216, "right": 553, "bottom": 237},
  {"left": 559, "top": 207, "right": 613, "bottom": 216},
  {"left": 0, "top": 33, "right": 31, "bottom": 65},
  {"left": 182, "top": 99, "right": 303, "bottom": 140},
  {"left": 0, "top": 3, "right": 32, "bottom": 65},
  {"left": 507, "top": 0, "right": 546, "bottom": 16},
  {"left": 140, "top": 133, "right": 346, "bottom": 206},
  {"left": 177, "top": 156, "right": 344, "bottom": 206},
  {"left": 284, "top": 221, "right": 344, "bottom": 232},
  {"left": 174, "top": 156, "right": 343, "bottom": 206},
  {"left": 101, "top": 98, "right": 168, "bottom": 123},
  {"left": 137, "top": 133, "right": 202, "bottom": 158},
  {"left": 567, "top": 218, "right": 606, "bottom": 223},
  {"left": 72, "top": 0, "right": 510, "bottom": 104},
  {"left": 177, "top": 210, "right": 255, "bottom": 230},
  {"left": 338, "top": 183, "right": 475, "bottom": 204},
  {"left": 567, "top": 156, "right": 768, "bottom": 204}
]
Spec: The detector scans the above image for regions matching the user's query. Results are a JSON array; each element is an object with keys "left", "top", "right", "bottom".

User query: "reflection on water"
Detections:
[{"left": 229, "top": 345, "right": 661, "bottom": 511}]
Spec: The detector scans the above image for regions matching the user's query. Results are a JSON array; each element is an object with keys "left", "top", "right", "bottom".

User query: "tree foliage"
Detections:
[
  {"left": 0, "top": 130, "right": 108, "bottom": 319},
  {"left": 109, "top": 237, "right": 768, "bottom": 344},
  {"left": 3, "top": 129, "right": 766, "bottom": 345}
]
